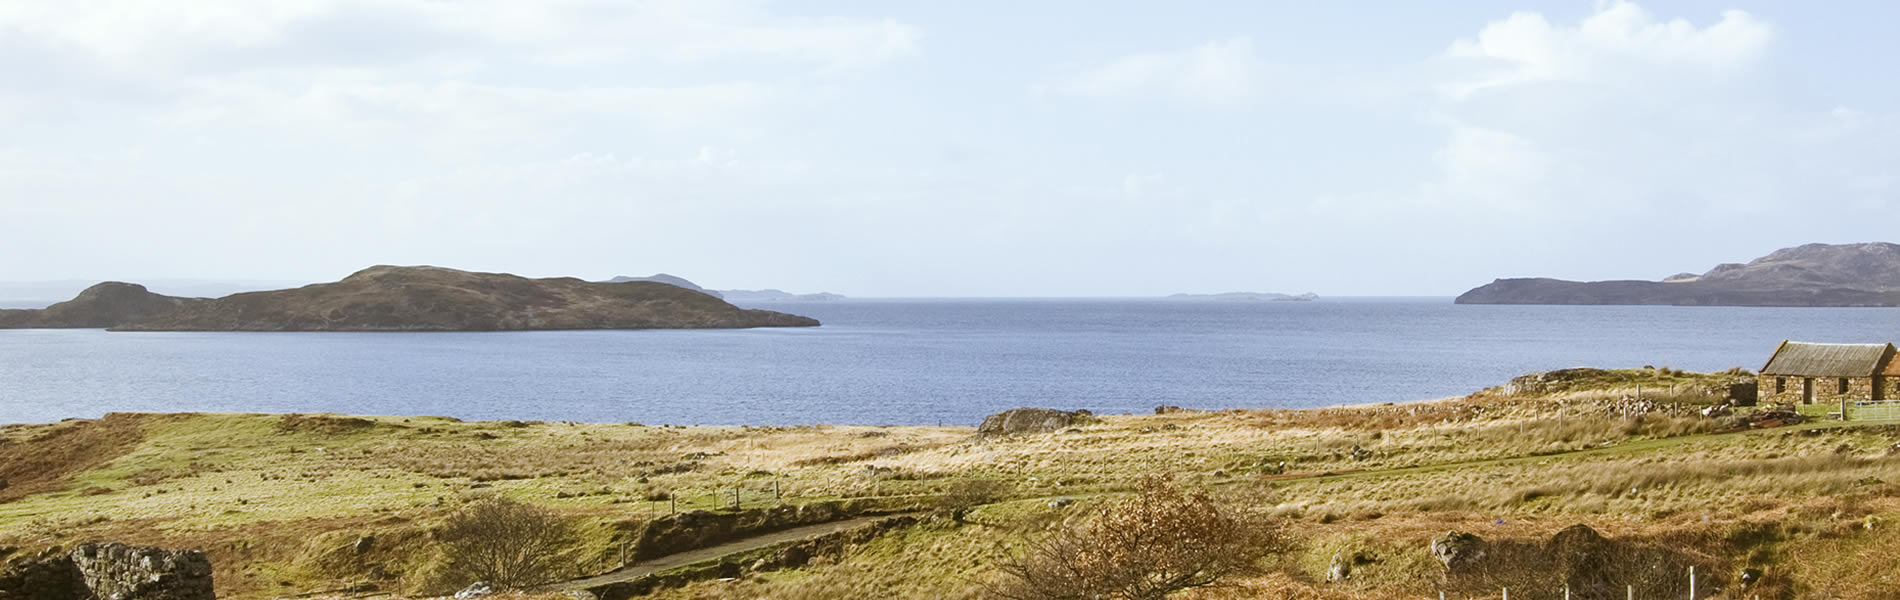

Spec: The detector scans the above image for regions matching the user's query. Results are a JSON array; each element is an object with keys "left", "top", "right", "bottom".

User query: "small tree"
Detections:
[
  {"left": 991, "top": 475, "right": 1275, "bottom": 600},
  {"left": 438, "top": 497, "right": 578, "bottom": 589}
]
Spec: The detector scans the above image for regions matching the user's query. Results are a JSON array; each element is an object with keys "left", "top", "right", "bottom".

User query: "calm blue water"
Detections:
[{"left": 3, "top": 299, "right": 1898, "bottom": 426}]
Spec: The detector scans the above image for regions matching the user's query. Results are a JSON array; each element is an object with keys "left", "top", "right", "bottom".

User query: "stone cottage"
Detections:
[{"left": 1757, "top": 341, "right": 1897, "bottom": 408}]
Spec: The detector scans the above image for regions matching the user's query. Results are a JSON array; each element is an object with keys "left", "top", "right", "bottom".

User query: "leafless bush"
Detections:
[
  {"left": 437, "top": 497, "right": 579, "bottom": 589},
  {"left": 989, "top": 475, "right": 1278, "bottom": 600}
]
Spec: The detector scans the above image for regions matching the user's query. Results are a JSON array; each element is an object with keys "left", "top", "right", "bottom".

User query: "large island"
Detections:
[
  {"left": 1456, "top": 242, "right": 1900, "bottom": 306},
  {"left": 0, "top": 265, "right": 819, "bottom": 331}
]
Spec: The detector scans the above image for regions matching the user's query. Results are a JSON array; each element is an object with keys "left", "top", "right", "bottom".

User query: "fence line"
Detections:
[{"left": 1437, "top": 566, "right": 1712, "bottom": 599}]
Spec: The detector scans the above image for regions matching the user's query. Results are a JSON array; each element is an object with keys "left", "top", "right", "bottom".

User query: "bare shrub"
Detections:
[
  {"left": 437, "top": 497, "right": 580, "bottom": 589},
  {"left": 990, "top": 475, "right": 1276, "bottom": 600}
]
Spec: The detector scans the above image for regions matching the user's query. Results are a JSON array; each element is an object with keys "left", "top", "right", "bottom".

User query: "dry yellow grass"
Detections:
[{"left": 3, "top": 371, "right": 1897, "bottom": 599}]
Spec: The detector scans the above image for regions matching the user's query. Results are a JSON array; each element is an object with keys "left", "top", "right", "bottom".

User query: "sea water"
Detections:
[{"left": 3, "top": 299, "right": 1897, "bottom": 426}]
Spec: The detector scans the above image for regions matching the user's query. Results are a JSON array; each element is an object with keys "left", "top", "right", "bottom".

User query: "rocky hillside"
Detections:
[
  {"left": 108, "top": 266, "right": 819, "bottom": 331},
  {"left": 1457, "top": 242, "right": 1900, "bottom": 306},
  {"left": 0, "top": 282, "right": 198, "bottom": 328}
]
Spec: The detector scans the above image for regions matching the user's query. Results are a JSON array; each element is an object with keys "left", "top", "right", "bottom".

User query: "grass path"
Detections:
[{"left": 547, "top": 513, "right": 909, "bottom": 591}]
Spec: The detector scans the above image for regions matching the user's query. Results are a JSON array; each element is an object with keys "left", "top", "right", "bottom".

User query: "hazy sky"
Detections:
[{"left": 2, "top": 1, "right": 1895, "bottom": 296}]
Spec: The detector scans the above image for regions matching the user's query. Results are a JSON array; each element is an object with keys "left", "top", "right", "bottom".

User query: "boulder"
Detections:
[
  {"left": 1545, "top": 524, "right": 1612, "bottom": 560},
  {"left": 977, "top": 408, "right": 1084, "bottom": 436},
  {"left": 1430, "top": 531, "right": 1486, "bottom": 573},
  {"left": 454, "top": 581, "right": 495, "bottom": 598},
  {"left": 1326, "top": 553, "right": 1351, "bottom": 582}
]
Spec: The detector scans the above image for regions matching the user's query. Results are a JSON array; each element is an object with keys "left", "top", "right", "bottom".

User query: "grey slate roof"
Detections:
[{"left": 1760, "top": 341, "right": 1895, "bottom": 377}]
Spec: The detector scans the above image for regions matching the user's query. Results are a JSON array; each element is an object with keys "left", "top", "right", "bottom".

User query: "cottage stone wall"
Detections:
[{"left": 1757, "top": 375, "right": 1879, "bottom": 406}]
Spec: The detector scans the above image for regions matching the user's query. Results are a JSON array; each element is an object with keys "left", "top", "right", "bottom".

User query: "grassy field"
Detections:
[{"left": 4, "top": 367, "right": 1899, "bottom": 599}]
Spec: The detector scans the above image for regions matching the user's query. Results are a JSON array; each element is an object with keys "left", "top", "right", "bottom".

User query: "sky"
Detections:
[{"left": 1, "top": 1, "right": 1896, "bottom": 297}]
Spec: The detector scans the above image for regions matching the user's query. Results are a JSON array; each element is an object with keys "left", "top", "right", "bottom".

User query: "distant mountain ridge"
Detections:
[
  {"left": 603, "top": 274, "right": 845, "bottom": 302},
  {"left": 605, "top": 273, "right": 723, "bottom": 298},
  {"left": 1456, "top": 242, "right": 1900, "bottom": 306},
  {"left": 2, "top": 266, "right": 820, "bottom": 331}
]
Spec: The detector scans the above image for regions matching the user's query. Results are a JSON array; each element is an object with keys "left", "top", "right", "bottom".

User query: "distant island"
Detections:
[
  {"left": 606, "top": 273, "right": 846, "bottom": 302},
  {"left": 1168, "top": 292, "right": 1318, "bottom": 302},
  {"left": 0, "top": 266, "right": 820, "bottom": 331},
  {"left": 1456, "top": 242, "right": 1900, "bottom": 306}
]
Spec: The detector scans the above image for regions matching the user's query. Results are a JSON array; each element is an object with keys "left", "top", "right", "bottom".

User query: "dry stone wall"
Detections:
[{"left": 0, "top": 543, "right": 212, "bottom": 600}]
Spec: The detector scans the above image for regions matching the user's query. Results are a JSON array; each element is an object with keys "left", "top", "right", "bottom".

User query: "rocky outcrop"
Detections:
[
  {"left": 977, "top": 408, "right": 1088, "bottom": 436},
  {"left": 0, "top": 283, "right": 197, "bottom": 329},
  {"left": 1498, "top": 368, "right": 1615, "bottom": 396},
  {"left": 1430, "top": 531, "right": 1486, "bottom": 573},
  {"left": 0, "top": 543, "right": 212, "bottom": 600},
  {"left": 1457, "top": 242, "right": 1900, "bottom": 306},
  {"left": 112, "top": 266, "right": 819, "bottom": 331}
]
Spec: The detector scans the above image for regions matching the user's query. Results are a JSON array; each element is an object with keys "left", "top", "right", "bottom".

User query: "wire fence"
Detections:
[{"left": 1442, "top": 566, "right": 1735, "bottom": 599}]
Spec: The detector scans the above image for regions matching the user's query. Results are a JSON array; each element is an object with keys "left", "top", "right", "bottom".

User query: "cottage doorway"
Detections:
[{"left": 1802, "top": 378, "right": 1814, "bottom": 404}]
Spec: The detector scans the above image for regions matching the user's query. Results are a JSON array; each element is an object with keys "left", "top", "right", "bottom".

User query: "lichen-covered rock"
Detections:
[
  {"left": 1431, "top": 531, "right": 1486, "bottom": 573},
  {"left": 977, "top": 408, "right": 1083, "bottom": 436},
  {"left": 69, "top": 543, "right": 214, "bottom": 600}
]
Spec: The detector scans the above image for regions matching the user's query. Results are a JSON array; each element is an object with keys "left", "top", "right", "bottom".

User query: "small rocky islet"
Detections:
[{"left": 0, "top": 265, "right": 819, "bottom": 332}]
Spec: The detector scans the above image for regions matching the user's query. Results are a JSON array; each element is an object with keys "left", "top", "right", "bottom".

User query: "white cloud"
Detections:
[
  {"left": 1424, "top": 125, "right": 1552, "bottom": 214},
  {"left": 1037, "top": 37, "right": 1269, "bottom": 108},
  {"left": 1444, "top": 1, "right": 1772, "bottom": 97}
]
